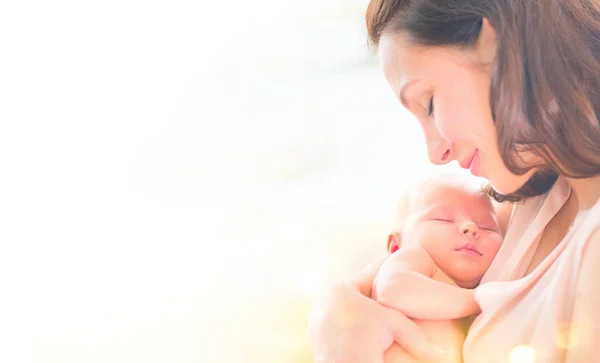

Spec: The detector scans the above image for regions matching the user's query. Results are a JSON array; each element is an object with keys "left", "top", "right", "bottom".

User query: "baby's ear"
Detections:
[{"left": 387, "top": 232, "right": 402, "bottom": 254}]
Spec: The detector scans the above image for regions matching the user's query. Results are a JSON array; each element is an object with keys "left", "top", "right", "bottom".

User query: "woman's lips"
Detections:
[
  {"left": 460, "top": 150, "right": 477, "bottom": 169},
  {"left": 469, "top": 150, "right": 481, "bottom": 176}
]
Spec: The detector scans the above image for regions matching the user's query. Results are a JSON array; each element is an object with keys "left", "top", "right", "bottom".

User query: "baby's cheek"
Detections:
[
  {"left": 491, "top": 235, "right": 504, "bottom": 254},
  {"left": 484, "top": 243, "right": 501, "bottom": 268}
]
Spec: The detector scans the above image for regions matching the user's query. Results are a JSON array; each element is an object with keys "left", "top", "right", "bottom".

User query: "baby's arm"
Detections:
[{"left": 373, "top": 246, "right": 480, "bottom": 320}]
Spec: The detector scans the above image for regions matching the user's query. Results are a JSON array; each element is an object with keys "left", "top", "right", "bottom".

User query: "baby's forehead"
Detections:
[
  {"left": 412, "top": 180, "right": 491, "bottom": 209},
  {"left": 393, "top": 178, "right": 494, "bottom": 229}
]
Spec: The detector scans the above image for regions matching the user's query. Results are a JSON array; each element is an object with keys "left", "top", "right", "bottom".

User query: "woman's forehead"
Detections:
[
  {"left": 379, "top": 33, "right": 472, "bottom": 91},
  {"left": 378, "top": 34, "right": 421, "bottom": 89}
]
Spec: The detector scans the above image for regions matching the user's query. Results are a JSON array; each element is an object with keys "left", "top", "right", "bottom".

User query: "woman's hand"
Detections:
[{"left": 308, "top": 257, "right": 446, "bottom": 363}]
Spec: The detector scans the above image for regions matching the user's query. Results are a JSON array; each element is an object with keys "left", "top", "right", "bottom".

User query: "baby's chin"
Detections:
[{"left": 451, "top": 272, "right": 485, "bottom": 289}]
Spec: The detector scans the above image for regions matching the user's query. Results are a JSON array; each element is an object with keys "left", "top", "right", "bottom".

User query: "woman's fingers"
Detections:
[
  {"left": 382, "top": 306, "right": 447, "bottom": 362},
  {"left": 335, "top": 328, "right": 386, "bottom": 363},
  {"left": 309, "top": 281, "right": 388, "bottom": 363},
  {"left": 352, "top": 255, "right": 388, "bottom": 296},
  {"left": 309, "top": 256, "right": 449, "bottom": 363},
  {"left": 311, "top": 324, "right": 385, "bottom": 363}
]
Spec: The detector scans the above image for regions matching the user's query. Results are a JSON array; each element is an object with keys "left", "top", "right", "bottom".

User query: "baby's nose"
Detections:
[{"left": 461, "top": 222, "right": 479, "bottom": 238}]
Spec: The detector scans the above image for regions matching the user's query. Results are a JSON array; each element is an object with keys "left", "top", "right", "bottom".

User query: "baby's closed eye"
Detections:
[
  {"left": 477, "top": 221, "right": 499, "bottom": 232},
  {"left": 432, "top": 218, "right": 454, "bottom": 223}
]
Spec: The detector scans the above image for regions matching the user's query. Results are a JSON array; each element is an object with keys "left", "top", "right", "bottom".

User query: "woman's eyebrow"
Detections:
[{"left": 398, "top": 79, "right": 420, "bottom": 108}]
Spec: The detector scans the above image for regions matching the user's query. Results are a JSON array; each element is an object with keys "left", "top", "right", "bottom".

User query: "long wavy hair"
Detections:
[{"left": 366, "top": 0, "right": 600, "bottom": 202}]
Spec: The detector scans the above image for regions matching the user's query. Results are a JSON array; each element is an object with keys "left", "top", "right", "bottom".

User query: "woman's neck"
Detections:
[{"left": 566, "top": 174, "right": 600, "bottom": 211}]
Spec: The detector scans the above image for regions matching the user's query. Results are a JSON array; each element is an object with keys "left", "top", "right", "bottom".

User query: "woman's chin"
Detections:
[
  {"left": 489, "top": 182, "right": 521, "bottom": 195},
  {"left": 487, "top": 174, "right": 530, "bottom": 196}
]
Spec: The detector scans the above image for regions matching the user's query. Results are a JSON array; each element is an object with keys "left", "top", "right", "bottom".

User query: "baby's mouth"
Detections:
[{"left": 455, "top": 243, "right": 482, "bottom": 256}]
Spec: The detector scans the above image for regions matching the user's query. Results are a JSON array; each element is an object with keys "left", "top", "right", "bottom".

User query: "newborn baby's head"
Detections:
[{"left": 388, "top": 175, "right": 503, "bottom": 288}]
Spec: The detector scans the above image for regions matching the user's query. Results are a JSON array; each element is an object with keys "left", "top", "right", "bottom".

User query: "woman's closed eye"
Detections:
[
  {"left": 427, "top": 96, "right": 434, "bottom": 117},
  {"left": 420, "top": 96, "right": 435, "bottom": 118}
]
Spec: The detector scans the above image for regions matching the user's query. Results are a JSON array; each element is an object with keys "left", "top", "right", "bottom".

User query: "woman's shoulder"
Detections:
[
  {"left": 575, "top": 197, "right": 600, "bottom": 250},
  {"left": 482, "top": 179, "right": 570, "bottom": 282},
  {"left": 583, "top": 226, "right": 600, "bottom": 253}
]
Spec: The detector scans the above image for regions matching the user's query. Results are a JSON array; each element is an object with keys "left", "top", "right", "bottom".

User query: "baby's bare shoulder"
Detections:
[{"left": 382, "top": 246, "right": 437, "bottom": 277}]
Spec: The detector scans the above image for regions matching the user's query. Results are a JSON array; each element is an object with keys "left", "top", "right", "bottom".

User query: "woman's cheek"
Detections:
[
  {"left": 437, "top": 91, "right": 491, "bottom": 144},
  {"left": 435, "top": 110, "right": 465, "bottom": 142}
]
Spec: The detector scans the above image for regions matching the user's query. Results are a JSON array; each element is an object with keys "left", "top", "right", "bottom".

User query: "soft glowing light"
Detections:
[
  {"left": 509, "top": 345, "right": 536, "bottom": 363},
  {"left": 334, "top": 304, "right": 357, "bottom": 328},
  {"left": 556, "top": 323, "right": 579, "bottom": 350},
  {"left": 295, "top": 268, "right": 328, "bottom": 298},
  {"left": 3, "top": 1, "right": 441, "bottom": 362}
]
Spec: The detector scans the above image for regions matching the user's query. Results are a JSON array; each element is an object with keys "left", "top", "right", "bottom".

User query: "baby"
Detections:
[{"left": 372, "top": 175, "right": 503, "bottom": 362}]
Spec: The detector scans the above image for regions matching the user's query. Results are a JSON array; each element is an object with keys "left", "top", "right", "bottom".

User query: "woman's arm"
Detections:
[
  {"left": 373, "top": 247, "right": 480, "bottom": 320},
  {"left": 308, "top": 256, "right": 445, "bottom": 363},
  {"left": 564, "top": 228, "right": 600, "bottom": 362}
]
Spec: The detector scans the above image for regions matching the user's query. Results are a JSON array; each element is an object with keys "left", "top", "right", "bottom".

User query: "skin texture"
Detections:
[
  {"left": 378, "top": 20, "right": 537, "bottom": 196},
  {"left": 308, "top": 18, "right": 600, "bottom": 363},
  {"left": 372, "top": 180, "right": 500, "bottom": 362},
  {"left": 385, "top": 180, "right": 502, "bottom": 289}
]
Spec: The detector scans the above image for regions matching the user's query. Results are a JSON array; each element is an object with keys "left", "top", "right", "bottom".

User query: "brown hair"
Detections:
[{"left": 366, "top": 0, "right": 600, "bottom": 202}]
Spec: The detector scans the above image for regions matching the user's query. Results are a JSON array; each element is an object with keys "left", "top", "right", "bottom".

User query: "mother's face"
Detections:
[{"left": 378, "top": 24, "right": 536, "bottom": 195}]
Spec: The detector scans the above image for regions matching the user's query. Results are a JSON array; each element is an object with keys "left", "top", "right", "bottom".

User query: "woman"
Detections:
[{"left": 309, "top": 0, "right": 600, "bottom": 362}]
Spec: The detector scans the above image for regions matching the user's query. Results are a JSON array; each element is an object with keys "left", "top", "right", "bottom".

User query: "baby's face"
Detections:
[{"left": 402, "top": 182, "right": 503, "bottom": 288}]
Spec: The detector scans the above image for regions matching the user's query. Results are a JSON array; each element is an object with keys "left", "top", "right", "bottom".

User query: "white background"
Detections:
[{"left": 0, "top": 1, "right": 464, "bottom": 362}]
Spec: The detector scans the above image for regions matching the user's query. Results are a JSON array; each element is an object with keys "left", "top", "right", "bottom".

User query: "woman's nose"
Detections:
[
  {"left": 460, "top": 221, "right": 480, "bottom": 238},
  {"left": 425, "top": 130, "right": 452, "bottom": 165}
]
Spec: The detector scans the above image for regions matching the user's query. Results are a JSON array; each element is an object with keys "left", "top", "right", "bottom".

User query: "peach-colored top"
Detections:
[{"left": 463, "top": 177, "right": 600, "bottom": 362}]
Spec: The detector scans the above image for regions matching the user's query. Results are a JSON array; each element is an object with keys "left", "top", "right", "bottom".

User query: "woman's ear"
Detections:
[
  {"left": 476, "top": 17, "right": 497, "bottom": 66},
  {"left": 387, "top": 232, "right": 402, "bottom": 254}
]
